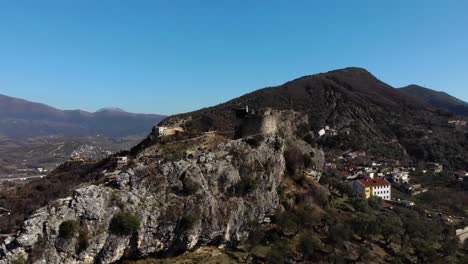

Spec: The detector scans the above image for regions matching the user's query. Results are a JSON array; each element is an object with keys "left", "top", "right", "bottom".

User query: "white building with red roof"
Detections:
[{"left": 353, "top": 178, "right": 391, "bottom": 200}]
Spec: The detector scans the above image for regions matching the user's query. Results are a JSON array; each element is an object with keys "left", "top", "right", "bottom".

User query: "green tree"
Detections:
[
  {"left": 378, "top": 213, "right": 403, "bottom": 245},
  {"left": 109, "top": 212, "right": 140, "bottom": 236},
  {"left": 58, "top": 220, "right": 80, "bottom": 239},
  {"left": 299, "top": 231, "right": 321, "bottom": 261}
]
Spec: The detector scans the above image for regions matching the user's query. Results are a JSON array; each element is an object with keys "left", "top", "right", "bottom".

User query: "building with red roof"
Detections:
[{"left": 353, "top": 178, "right": 391, "bottom": 200}]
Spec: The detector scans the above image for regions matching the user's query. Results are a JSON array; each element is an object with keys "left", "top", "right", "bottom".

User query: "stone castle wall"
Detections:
[{"left": 241, "top": 109, "right": 307, "bottom": 137}]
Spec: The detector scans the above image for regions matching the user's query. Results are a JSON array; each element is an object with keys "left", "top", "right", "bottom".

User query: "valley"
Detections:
[{"left": 0, "top": 135, "right": 142, "bottom": 190}]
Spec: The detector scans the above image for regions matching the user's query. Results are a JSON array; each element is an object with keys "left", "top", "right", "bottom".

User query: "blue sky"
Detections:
[{"left": 0, "top": 0, "right": 467, "bottom": 115}]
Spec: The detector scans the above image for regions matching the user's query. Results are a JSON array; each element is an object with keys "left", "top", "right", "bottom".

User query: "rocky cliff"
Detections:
[{"left": 0, "top": 112, "right": 323, "bottom": 264}]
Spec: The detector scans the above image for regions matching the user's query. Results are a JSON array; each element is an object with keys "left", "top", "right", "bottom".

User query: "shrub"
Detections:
[
  {"left": 247, "top": 223, "right": 265, "bottom": 249},
  {"left": 303, "top": 132, "right": 315, "bottom": 145},
  {"left": 59, "top": 220, "right": 80, "bottom": 239},
  {"left": 127, "top": 159, "right": 137, "bottom": 168},
  {"left": 266, "top": 240, "right": 290, "bottom": 264},
  {"left": 78, "top": 229, "right": 90, "bottom": 251},
  {"left": 11, "top": 257, "right": 26, "bottom": 264},
  {"left": 275, "top": 210, "right": 299, "bottom": 235},
  {"left": 350, "top": 197, "right": 370, "bottom": 213},
  {"left": 368, "top": 196, "right": 383, "bottom": 209},
  {"left": 109, "top": 212, "right": 140, "bottom": 236},
  {"left": 274, "top": 139, "right": 284, "bottom": 151},
  {"left": 233, "top": 177, "right": 258, "bottom": 196},
  {"left": 310, "top": 184, "right": 329, "bottom": 207},
  {"left": 327, "top": 222, "right": 351, "bottom": 249},
  {"left": 179, "top": 214, "right": 197, "bottom": 231},
  {"left": 246, "top": 134, "right": 265, "bottom": 148},
  {"left": 299, "top": 232, "right": 321, "bottom": 261},
  {"left": 284, "top": 147, "right": 305, "bottom": 175}
]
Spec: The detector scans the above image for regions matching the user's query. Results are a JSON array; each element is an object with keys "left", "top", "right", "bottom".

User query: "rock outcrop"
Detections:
[{"left": 0, "top": 126, "right": 323, "bottom": 263}]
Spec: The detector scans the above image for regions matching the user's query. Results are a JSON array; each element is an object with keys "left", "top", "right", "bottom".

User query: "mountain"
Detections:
[
  {"left": 160, "top": 67, "right": 467, "bottom": 168},
  {"left": 400, "top": 84, "right": 468, "bottom": 117},
  {"left": 96, "top": 107, "right": 127, "bottom": 113},
  {"left": 0, "top": 94, "right": 166, "bottom": 138},
  {"left": 1, "top": 67, "right": 466, "bottom": 264}
]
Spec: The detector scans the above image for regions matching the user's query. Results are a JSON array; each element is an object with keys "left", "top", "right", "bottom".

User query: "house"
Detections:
[
  {"left": 426, "top": 162, "right": 443, "bottom": 173},
  {"left": 455, "top": 171, "right": 468, "bottom": 182},
  {"left": 157, "top": 126, "right": 185, "bottom": 137},
  {"left": 336, "top": 171, "right": 353, "bottom": 180},
  {"left": 347, "top": 150, "right": 366, "bottom": 159},
  {"left": 0, "top": 207, "right": 11, "bottom": 217},
  {"left": 158, "top": 126, "right": 168, "bottom": 136},
  {"left": 390, "top": 170, "right": 410, "bottom": 184},
  {"left": 400, "top": 200, "right": 415, "bottom": 207},
  {"left": 353, "top": 178, "right": 391, "bottom": 200},
  {"left": 235, "top": 106, "right": 251, "bottom": 118},
  {"left": 116, "top": 156, "right": 128, "bottom": 166},
  {"left": 318, "top": 128, "right": 326, "bottom": 137},
  {"left": 325, "top": 163, "right": 337, "bottom": 170},
  {"left": 304, "top": 169, "right": 322, "bottom": 183},
  {"left": 317, "top": 126, "right": 337, "bottom": 137}
]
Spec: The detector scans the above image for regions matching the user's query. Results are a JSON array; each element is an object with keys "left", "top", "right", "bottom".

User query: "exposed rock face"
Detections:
[
  {"left": 241, "top": 109, "right": 308, "bottom": 138},
  {"left": 0, "top": 132, "right": 323, "bottom": 263}
]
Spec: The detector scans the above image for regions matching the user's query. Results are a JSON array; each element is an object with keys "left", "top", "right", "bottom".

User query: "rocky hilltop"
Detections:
[{"left": 0, "top": 111, "right": 324, "bottom": 263}]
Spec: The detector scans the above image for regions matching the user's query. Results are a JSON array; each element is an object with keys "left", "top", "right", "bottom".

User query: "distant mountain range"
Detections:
[
  {"left": 0, "top": 94, "right": 166, "bottom": 138},
  {"left": 400, "top": 85, "right": 468, "bottom": 117}
]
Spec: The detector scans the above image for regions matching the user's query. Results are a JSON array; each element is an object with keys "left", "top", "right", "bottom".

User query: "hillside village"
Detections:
[{"left": 132, "top": 106, "right": 466, "bottom": 217}]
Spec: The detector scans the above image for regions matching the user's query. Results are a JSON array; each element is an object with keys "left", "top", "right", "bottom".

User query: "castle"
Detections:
[{"left": 240, "top": 107, "right": 308, "bottom": 137}]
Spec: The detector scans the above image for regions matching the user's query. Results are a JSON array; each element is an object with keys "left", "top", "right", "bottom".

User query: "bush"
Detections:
[
  {"left": 285, "top": 147, "right": 305, "bottom": 175},
  {"left": 109, "top": 212, "right": 140, "bottom": 236},
  {"left": 233, "top": 177, "right": 258, "bottom": 196},
  {"left": 179, "top": 214, "right": 197, "bottom": 231},
  {"left": 327, "top": 222, "right": 351, "bottom": 249},
  {"left": 310, "top": 184, "right": 329, "bottom": 207},
  {"left": 299, "top": 232, "right": 321, "bottom": 261},
  {"left": 274, "top": 139, "right": 284, "bottom": 151},
  {"left": 246, "top": 134, "right": 265, "bottom": 148},
  {"left": 275, "top": 210, "right": 299, "bottom": 235},
  {"left": 247, "top": 223, "right": 265, "bottom": 249},
  {"left": 59, "top": 220, "right": 80, "bottom": 239},
  {"left": 266, "top": 240, "right": 290, "bottom": 264},
  {"left": 350, "top": 197, "right": 370, "bottom": 213},
  {"left": 78, "top": 229, "right": 90, "bottom": 251},
  {"left": 127, "top": 159, "right": 138, "bottom": 168},
  {"left": 368, "top": 196, "right": 383, "bottom": 209},
  {"left": 11, "top": 256, "right": 26, "bottom": 264}
]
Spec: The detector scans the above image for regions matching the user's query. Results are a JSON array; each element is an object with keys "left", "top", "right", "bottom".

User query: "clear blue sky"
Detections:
[{"left": 0, "top": 0, "right": 467, "bottom": 115}]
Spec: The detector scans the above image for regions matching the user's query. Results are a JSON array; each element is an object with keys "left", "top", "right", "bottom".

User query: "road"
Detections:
[{"left": 0, "top": 174, "right": 47, "bottom": 183}]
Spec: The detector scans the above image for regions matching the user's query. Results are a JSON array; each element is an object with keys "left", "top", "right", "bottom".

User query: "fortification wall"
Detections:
[{"left": 241, "top": 109, "right": 307, "bottom": 137}]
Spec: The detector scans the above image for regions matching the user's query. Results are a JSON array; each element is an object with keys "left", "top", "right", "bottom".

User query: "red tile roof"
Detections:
[{"left": 358, "top": 178, "right": 390, "bottom": 187}]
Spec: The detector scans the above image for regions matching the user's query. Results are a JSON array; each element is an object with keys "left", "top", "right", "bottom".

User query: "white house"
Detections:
[
  {"left": 318, "top": 128, "right": 326, "bottom": 137},
  {"left": 390, "top": 171, "right": 410, "bottom": 184},
  {"left": 158, "top": 126, "right": 168, "bottom": 136},
  {"left": 318, "top": 126, "right": 337, "bottom": 137},
  {"left": 116, "top": 156, "right": 128, "bottom": 166},
  {"left": 353, "top": 178, "right": 391, "bottom": 200},
  {"left": 157, "top": 126, "right": 185, "bottom": 137}
]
